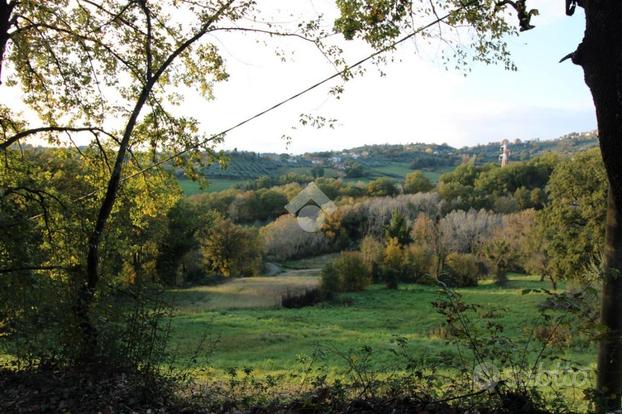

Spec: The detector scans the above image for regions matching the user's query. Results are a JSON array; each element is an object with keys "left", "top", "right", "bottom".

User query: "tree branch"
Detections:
[
  {"left": 137, "top": 0, "right": 153, "bottom": 82},
  {"left": 86, "top": 0, "right": 238, "bottom": 296},
  {"left": 208, "top": 26, "right": 319, "bottom": 43},
  {"left": 0, "top": 126, "right": 118, "bottom": 150}
]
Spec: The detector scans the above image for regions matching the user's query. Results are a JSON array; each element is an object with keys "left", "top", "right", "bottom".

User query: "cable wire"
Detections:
[{"left": 5, "top": 2, "right": 474, "bottom": 225}]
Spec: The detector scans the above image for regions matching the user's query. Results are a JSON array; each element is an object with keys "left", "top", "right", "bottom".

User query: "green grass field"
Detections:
[
  {"left": 368, "top": 162, "right": 413, "bottom": 178},
  {"left": 280, "top": 253, "right": 339, "bottom": 270},
  {"left": 178, "top": 177, "right": 250, "bottom": 195},
  {"left": 167, "top": 272, "right": 594, "bottom": 385},
  {"left": 177, "top": 162, "right": 452, "bottom": 196},
  {"left": 421, "top": 167, "right": 453, "bottom": 183},
  {"left": 367, "top": 163, "right": 452, "bottom": 183}
]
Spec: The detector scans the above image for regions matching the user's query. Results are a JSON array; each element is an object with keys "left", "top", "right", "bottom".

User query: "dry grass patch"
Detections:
[{"left": 171, "top": 276, "right": 320, "bottom": 311}]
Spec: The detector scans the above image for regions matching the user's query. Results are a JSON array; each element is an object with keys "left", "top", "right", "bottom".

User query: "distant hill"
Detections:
[
  {"left": 191, "top": 130, "right": 598, "bottom": 181},
  {"left": 456, "top": 131, "right": 598, "bottom": 164}
]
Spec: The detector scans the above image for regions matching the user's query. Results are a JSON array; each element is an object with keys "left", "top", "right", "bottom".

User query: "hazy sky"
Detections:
[
  {"left": 188, "top": 1, "right": 595, "bottom": 154},
  {"left": 4, "top": 1, "right": 595, "bottom": 155}
]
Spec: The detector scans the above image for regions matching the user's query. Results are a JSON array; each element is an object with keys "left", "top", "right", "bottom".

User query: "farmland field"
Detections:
[
  {"left": 178, "top": 177, "right": 250, "bottom": 195},
  {"left": 167, "top": 269, "right": 593, "bottom": 387},
  {"left": 177, "top": 162, "right": 453, "bottom": 195}
]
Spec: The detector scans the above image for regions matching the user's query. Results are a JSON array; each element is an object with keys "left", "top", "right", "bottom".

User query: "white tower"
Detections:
[{"left": 499, "top": 139, "right": 510, "bottom": 167}]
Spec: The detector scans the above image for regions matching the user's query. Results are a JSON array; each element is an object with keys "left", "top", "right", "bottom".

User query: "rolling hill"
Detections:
[{"left": 178, "top": 130, "right": 598, "bottom": 194}]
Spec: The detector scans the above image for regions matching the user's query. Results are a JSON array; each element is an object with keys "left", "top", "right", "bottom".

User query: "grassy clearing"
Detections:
[
  {"left": 280, "top": 253, "right": 339, "bottom": 270},
  {"left": 421, "top": 167, "right": 453, "bottom": 183},
  {"left": 369, "top": 162, "right": 412, "bottom": 178},
  {"left": 169, "top": 276, "right": 319, "bottom": 311},
  {"left": 178, "top": 177, "right": 250, "bottom": 195},
  {"left": 167, "top": 274, "right": 594, "bottom": 383}
]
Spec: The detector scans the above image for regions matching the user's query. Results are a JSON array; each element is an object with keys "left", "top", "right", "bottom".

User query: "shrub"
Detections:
[
  {"left": 200, "top": 215, "right": 264, "bottom": 277},
  {"left": 440, "top": 253, "right": 481, "bottom": 287},
  {"left": 404, "top": 171, "right": 434, "bottom": 194},
  {"left": 321, "top": 252, "right": 371, "bottom": 293},
  {"left": 320, "top": 263, "right": 341, "bottom": 293},
  {"left": 534, "top": 325, "right": 572, "bottom": 349},
  {"left": 415, "top": 273, "right": 438, "bottom": 286},
  {"left": 367, "top": 177, "right": 399, "bottom": 197},
  {"left": 360, "top": 236, "right": 384, "bottom": 282},
  {"left": 407, "top": 244, "right": 435, "bottom": 282},
  {"left": 382, "top": 238, "right": 405, "bottom": 289},
  {"left": 281, "top": 288, "right": 326, "bottom": 308},
  {"left": 337, "top": 252, "right": 372, "bottom": 292}
]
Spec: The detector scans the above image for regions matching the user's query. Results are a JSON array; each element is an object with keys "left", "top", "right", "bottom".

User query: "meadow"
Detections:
[
  {"left": 178, "top": 177, "right": 251, "bottom": 195},
  {"left": 167, "top": 264, "right": 594, "bottom": 385}
]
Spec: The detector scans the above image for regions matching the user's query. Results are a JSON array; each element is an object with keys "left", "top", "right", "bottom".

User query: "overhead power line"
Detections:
[
  {"left": 7, "top": 2, "right": 474, "bottom": 225},
  {"left": 124, "top": 7, "right": 461, "bottom": 181}
]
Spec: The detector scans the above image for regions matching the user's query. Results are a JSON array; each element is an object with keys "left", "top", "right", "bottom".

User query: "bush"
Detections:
[
  {"left": 360, "top": 236, "right": 384, "bottom": 282},
  {"left": 200, "top": 215, "right": 264, "bottom": 277},
  {"left": 404, "top": 171, "right": 434, "bottom": 194},
  {"left": 534, "top": 324, "right": 572, "bottom": 349},
  {"left": 321, "top": 252, "right": 371, "bottom": 293},
  {"left": 440, "top": 253, "right": 481, "bottom": 287},
  {"left": 367, "top": 177, "right": 399, "bottom": 197},
  {"left": 281, "top": 288, "right": 326, "bottom": 308},
  {"left": 415, "top": 273, "right": 439, "bottom": 286},
  {"left": 337, "top": 252, "right": 372, "bottom": 292},
  {"left": 320, "top": 263, "right": 341, "bottom": 294},
  {"left": 407, "top": 244, "right": 435, "bottom": 282},
  {"left": 382, "top": 238, "right": 405, "bottom": 289}
]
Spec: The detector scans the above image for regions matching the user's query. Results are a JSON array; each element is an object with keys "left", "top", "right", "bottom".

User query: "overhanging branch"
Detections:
[{"left": 0, "top": 126, "right": 118, "bottom": 150}]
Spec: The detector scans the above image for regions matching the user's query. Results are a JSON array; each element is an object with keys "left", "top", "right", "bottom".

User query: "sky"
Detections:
[
  {"left": 185, "top": 0, "right": 595, "bottom": 154},
  {"left": 3, "top": 1, "right": 595, "bottom": 155}
]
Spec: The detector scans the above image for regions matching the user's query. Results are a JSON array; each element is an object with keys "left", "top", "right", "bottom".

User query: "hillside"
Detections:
[{"left": 179, "top": 130, "right": 598, "bottom": 194}]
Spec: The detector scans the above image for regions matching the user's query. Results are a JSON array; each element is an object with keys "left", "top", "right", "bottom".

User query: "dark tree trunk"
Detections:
[
  {"left": 80, "top": 87, "right": 151, "bottom": 361},
  {"left": 549, "top": 275, "right": 556, "bottom": 291},
  {"left": 578, "top": 2, "right": 622, "bottom": 411},
  {"left": 597, "top": 191, "right": 622, "bottom": 412},
  {"left": 0, "top": 0, "right": 14, "bottom": 84},
  {"left": 77, "top": 0, "right": 235, "bottom": 361}
]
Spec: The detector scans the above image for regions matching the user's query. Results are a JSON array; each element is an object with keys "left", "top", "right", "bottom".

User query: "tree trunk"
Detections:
[
  {"left": 79, "top": 87, "right": 151, "bottom": 361},
  {"left": 77, "top": 0, "right": 235, "bottom": 360},
  {"left": 0, "top": 0, "right": 14, "bottom": 84},
  {"left": 579, "top": 2, "right": 622, "bottom": 411},
  {"left": 597, "top": 191, "right": 622, "bottom": 412}
]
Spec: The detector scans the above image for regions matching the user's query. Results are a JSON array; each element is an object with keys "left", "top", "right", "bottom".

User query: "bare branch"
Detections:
[
  {"left": 91, "top": 131, "right": 112, "bottom": 173},
  {"left": 137, "top": 0, "right": 153, "bottom": 82},
  {"left": 209, "top": 26, "right": 319, "bottom": 43},
  {"left": 0, "top": 126, "right": 118, "bottom": 150}
]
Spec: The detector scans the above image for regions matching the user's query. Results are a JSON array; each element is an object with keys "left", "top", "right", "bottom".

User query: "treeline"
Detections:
[
  {"left": 313, "top": 148, "right": 607, "bottom": 294},
  {"left": 1, "top": 147, "right": 607, "bottom": 293},
  {"left": 167, "top": 149, "right": 607, "bottom": 291}
]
